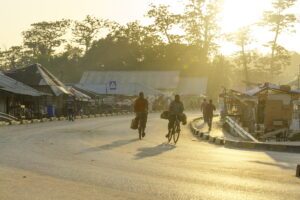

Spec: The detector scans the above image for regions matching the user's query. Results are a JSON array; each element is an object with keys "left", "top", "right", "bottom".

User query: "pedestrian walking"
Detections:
[
  {"left": 134, "top": 92, "right": 148, "bottom": 138},
  {"left": 205, "top": 99, "right": 216, "bottom": 131},
  {"left": 66, "top": 96, "right": 76, "bottom": 121},
  {"left": 201, "top": 99, "right": 208, "bottom": 122}
]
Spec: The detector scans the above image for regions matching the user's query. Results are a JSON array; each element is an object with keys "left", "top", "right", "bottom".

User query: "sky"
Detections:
[{"left": 0, "top": 0, "right": 300, "bottom": 55}]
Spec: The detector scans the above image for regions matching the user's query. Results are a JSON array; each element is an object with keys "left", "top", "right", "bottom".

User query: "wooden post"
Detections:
[{"left": 296, "top": 164, "right": 300, "bottom": 177}]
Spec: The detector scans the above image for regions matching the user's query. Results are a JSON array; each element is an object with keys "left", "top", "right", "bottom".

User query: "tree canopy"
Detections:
[{"left": 0, "top": 0, "right": 299, "bottom": 98}]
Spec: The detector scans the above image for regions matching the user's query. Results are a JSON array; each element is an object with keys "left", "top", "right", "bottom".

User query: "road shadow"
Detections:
[
  {"left": 233, "top": 148, "right": 300, "bottom": 170},
  {"left": 264, "top": 151, "right": 300, "bottom": 171},
  {"left": 135, "top": 143, "right": 176, "bottom": 160},
  {"left": 249, "top": 160, "right": 294, "bottom": 170},
  {"left": 78, "top": 138, "right": 139, "bottom": 154}
]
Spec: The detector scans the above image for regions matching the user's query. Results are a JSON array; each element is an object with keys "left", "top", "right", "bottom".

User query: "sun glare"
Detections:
[
  {"left": 219, "top": 0, "right": 272, "bottom": 54},
  {"left": 160, "top": 0, "right": 274, "bottom": 55},
  {"left": 220, "top": 0, "right": 271, "bottom": 32}
]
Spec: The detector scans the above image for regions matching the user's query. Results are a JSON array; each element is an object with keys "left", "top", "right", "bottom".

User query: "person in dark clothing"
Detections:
[
  {"left": 205, "top": 99, "right": 216, "bottom": 131},
  {"left": 166, "top": 94, "right": 185, "bottom": 137},
  {"left": 66, "top": 97, "right": 76, "bottom": 121},
  {"left": 201, "top": 99, "right": 208, "bottom": 123},
  {"left": 134, "top": 92, "right": 148, "bottom": 137}
]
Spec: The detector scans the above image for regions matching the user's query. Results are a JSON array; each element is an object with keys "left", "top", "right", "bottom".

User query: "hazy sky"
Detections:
[{"left": 0, "top": 0, "right": 299, "bottom": 54}]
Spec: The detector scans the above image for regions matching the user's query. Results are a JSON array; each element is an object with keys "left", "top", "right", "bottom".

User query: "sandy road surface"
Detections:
[{"left": 0, "top": 113, "right": 299, "bottom": 200}]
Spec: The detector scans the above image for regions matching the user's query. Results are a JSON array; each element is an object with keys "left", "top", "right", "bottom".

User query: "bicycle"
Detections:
[{"left": 167, "top": 115, "right": 180, "bottom": 144}]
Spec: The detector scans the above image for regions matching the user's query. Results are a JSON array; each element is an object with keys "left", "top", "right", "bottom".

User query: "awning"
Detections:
[{"left": 67, "top": 86, "right": 91, "bottom": 101}]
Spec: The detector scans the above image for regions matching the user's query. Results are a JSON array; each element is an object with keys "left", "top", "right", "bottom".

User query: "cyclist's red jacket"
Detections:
[{"left": 134, "top": 98, "right": 148, "bottom": 113}]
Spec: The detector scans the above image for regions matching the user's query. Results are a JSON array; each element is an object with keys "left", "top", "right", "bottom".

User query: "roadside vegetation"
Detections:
[{"left": 0, "top": 0, "right": 299, "bottom": 99}]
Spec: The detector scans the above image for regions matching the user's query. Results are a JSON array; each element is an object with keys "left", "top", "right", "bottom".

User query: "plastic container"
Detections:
[{"left": 47, "top": 105, "right": 55, "bottom": 117}]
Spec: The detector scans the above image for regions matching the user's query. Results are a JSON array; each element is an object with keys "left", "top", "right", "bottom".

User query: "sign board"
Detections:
[{"left": 109, "top": 81, "right": 117, "bottom": 90}]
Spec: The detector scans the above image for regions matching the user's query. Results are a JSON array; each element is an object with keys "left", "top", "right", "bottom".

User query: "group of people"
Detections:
[
  {"left": 133, "top": 92, "right": 186, "bottom": 138},
  {"left": 133, "top": 93, "right": 216, "bottom": 138},
  {"left": 200, "top": 99, "right": 216, "bottom": 131}
]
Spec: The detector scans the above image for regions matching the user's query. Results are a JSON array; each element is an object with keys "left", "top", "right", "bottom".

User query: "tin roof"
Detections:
[
  {"left": 0, "top": 71, "right": 49, "bottom": 96},
  {"left": 80, "top": 71, "right": 180, "bottom": 90},
  {"left": 75, "top": 82, "right": 163, "bottom": 96},
  {"left": 5, "top": 64, "right": 70, "bottom": 96},
  {"left": 244, "top": 83, "right": 300, "bottom": 96}
]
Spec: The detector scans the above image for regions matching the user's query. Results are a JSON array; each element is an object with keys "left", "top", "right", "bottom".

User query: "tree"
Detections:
[
  {"left": 64, "top": 44, "right": 83, "bottom": 61},
  {"left": 0, "top": 48, "right": 6, "bottom": 70},
  {"left": 182, "top": 0, "right": 221, "bottom": 63},
  {"left": 201, "top": 0, "right": 221, "bottom": 60},
  {"left": 207, "top": 55, "right": 234, "bottom": 100},
  {"left": 255, "top": 44, "right": 291, "bottom": 77},
  {"left": 22, "top": 20, "right": 70, "bottom": 57},
  {"left": 0, "top": 46, "right": 33, "bottom": 69},
  {"left": 227, "top": 26, "right": 254, "bottom": 88},
  {"left": 146, "top": 4, "right": 181, "bottom": 44},
  {"left": 182, "top": 0, "right": 205, "bottom": 45},
  {"left": 259, "top": 0, "right": 298, "bottom": 78},
  {"left": 82, "top": 21, "right": 158, "bottom": 71},
  {"left": 72, "top": 15, "right": 108, "bottom": 53}
]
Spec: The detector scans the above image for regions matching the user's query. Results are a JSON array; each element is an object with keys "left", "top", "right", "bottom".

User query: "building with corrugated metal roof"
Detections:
[
  {"left": 0, "top": 71, "right": 50, "bottom": 119},
  {"left": 5, "top": 64, "right": 70, "bottom": 96},
  {"left": 79, "top": 71, "right": 208, "bottom": 96},
  {"left": 5, "top": 64, "right": 72, "bottom": 117},
  {"left": 80, "top": 71, "right": 180, "bottom": 91}
]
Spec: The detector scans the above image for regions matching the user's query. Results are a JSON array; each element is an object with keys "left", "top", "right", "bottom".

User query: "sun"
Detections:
[
  {"left": 220, "top": 0, "right": 271, "bottom": 33},
  {"left": 219, "top": 0, "right": 272, "bottom": 54}
]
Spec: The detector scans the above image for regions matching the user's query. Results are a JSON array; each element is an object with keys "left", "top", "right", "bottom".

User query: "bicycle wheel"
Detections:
[{"left": 173, "top": 121, "right": 180, "bottom": 144}]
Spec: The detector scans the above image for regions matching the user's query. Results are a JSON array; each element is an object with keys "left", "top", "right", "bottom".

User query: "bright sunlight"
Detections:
[{"left": 219, "top": 0, "right": 273, "bottom": 54}]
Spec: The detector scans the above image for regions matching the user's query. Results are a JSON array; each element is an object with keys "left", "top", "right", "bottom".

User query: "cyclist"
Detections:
[
  {"left": 166, "top": 94, "right": 185, "bottom": 138},
  {"left": 134, "top": 92, "right": 148, "bottom": 138}
]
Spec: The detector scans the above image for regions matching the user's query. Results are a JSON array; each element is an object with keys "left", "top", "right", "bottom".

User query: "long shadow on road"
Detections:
[
  {"left": 78, "top": 138, "right": 139, "bottom": 154},
  {"left": 249, "top": 160, "right": 294, "bottom": 170},
  {"left": 135, "top": 143, "right": 176, "bottom": 160}
]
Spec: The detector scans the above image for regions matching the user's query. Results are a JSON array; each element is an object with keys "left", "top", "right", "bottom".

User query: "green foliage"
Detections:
[
  {"left": 260, "top": 0, "right": 298, "bottom": 32},
  {"left": 72, "top": 15, "right": 108, "bottom": 53},
  {"left": 227, "top": 26, "right": 254, "bottom": 87},
  {"left": 146, "top": 4, "right": 182, "bottom": 44},
  {"left": 22, "top": 19, "right": 70, "bottom": 57},
  {"left": 259, "top": 0, "right": 298, "bottom": 78},
  {"left": 182, "top": 0, "right": 221, "bottom": 62},
  {"left": 207, "top": 55, "right": 234, "bottom": 99},
  {"left": 0, "top": 0, "right": 299, "bottom": 96},
  {"left": 0, "top": 46, "right": 33, "bottom": 70}
]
